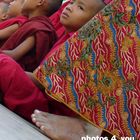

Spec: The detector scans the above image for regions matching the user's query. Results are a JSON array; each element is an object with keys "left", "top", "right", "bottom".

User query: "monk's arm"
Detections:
[
  {"left": 2, "top": 35, "right": 35, "bottom": 60},
  {"left": 0, "top": 24, "right": 19, "bottom": 39}
]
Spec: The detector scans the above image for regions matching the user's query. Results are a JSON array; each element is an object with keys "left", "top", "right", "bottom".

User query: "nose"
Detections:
[{"left": 65, "top": 4, "right": 73, "bottom": 12}]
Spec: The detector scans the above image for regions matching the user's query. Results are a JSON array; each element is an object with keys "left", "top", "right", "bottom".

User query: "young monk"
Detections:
[
  {"left": 0, "top": 2, "right": 9, "bottom": 21},
  {"left": 0, "top": 0, "right": 62, "bottom": 72},
  {"left": 0, "top": 0, "right": 28, "bottom": 47},
  {"left": 0, "top": 0, "right": 105, "bottom": 139},
  {"left": 31, "top": 0, "right": 140, "bottom": 140}
]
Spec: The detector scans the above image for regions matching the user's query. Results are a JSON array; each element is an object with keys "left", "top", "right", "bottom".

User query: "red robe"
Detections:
[
  {"left": 0, "top": 2, "right": 75, "bottom": 122},
  {"left": 49, "top": 1, "right": 70, "bottom": 39},
  {"left": 0, "top": 16, "right": 28, "bottom": 47},
  {"left": 1, "top": 16, "right": 57, "bottom": 72},
  {"left": 0, "top": 16, "right": 28, "bottom": 29},
  {"left": 0, "top": 32, "right": 76, "bottom": 122}
]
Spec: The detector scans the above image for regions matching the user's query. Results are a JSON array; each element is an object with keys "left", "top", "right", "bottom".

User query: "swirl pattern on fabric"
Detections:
[{"left": 34, "top": 0, "right": 140, "bottom": 138}]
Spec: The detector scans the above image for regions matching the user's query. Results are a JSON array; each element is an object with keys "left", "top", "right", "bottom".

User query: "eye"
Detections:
[{"left": 78, "top": 5, "right": 84, "bottom": 10}]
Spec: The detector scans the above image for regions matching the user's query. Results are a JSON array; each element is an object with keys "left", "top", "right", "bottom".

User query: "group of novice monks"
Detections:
[
  {"left": 0, "top": 0, "right": 107, "bottom": 139},
  {"left": 0, "top": 0, "right": 139, "bottom": 140}
]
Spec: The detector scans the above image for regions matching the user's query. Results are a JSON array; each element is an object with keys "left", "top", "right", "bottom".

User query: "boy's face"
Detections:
[
  {"left": 60, "top": 0, "right": 103, "bottom": 32},
  {"left": 7, "top": 0, "right": 23, "bottom": 17}
]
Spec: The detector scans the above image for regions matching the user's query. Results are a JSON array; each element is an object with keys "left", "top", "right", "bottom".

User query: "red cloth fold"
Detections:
[
  {"left": 0, "top": 16, "right": 28, "bottom": 47},
  {"left": 0, "top": 16, "right": 28, "bottom": 29},
  {"left": 0, "top": 54, "right": 76, "bottom": 122}
]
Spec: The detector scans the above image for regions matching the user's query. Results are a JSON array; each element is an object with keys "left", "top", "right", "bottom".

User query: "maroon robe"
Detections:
[
  {"left": 0, "top": 32, "right": 75, "bottom": 122},
  {"left": 0, "top": 16, "right": 28, "bottom": 47},
  {"left": 1, "top": 16, "right": 57, "bottom": 71},
  {"left": 0, "top": 16, "right": 28, "bottom": 30}
]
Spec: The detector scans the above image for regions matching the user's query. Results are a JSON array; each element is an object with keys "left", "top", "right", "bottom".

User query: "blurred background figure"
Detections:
[
  {"left": 0, "top": 2, "right": 9, "bottom": 21},
  {"left": 3, "top": 0, "right": 13, "bottom": 4}
]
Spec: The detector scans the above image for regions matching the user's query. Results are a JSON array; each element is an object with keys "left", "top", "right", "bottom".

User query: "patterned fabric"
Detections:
[{"left": 34, "top": 0, "right": 140, "bottom": 138}]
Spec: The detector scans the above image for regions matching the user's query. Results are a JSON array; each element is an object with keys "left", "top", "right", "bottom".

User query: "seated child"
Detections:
[
  {"left": 0, "top": 0, "right": 28, "bottom": 47},
  {"left": 0, "top": 0, "right": 63, "bottom": 72},
  {"left": 0, "top": 0, "right": 105, "bottom": 130},
  {"left": 0, "top": 2, "right": 9, "bottom": 22}
]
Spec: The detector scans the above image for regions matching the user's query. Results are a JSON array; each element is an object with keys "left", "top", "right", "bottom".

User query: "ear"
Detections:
[
  {"left": 37, "top": 0, "right": 45, "bottom": 6},
  {"left": 1, "top": 13, "right": 8, "bottom": 21}
]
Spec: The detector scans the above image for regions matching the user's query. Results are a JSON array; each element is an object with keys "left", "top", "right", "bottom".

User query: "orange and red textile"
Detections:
[{"left": 34, "top": 0, "right": 140, "bottom": 138}]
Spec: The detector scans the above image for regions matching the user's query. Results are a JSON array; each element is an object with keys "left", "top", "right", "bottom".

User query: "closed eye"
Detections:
[{"left": 78, "top": 5, "right": 84, "bottom": 10}]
